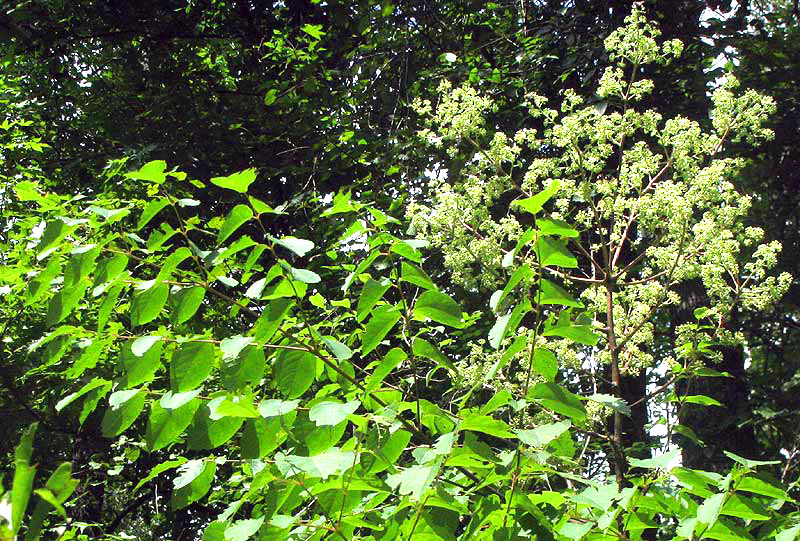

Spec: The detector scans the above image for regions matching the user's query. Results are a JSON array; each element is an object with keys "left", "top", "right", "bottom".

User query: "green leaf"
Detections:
[
  {"left": 502, "top": 228, "right": 536, "bottom": 268},
  {"left": 220, "top": 335, "right": 254, "bottom": 360},
  {"left": 252, "top": 298, "right": 293, "bottom": 343},
  {"left": 529, "top": 383, "right": 586, "bottom": 422},
  {"left": 25, "top": 463, "right": 79, "bottom": 539},
  {"left": 697, "top": 491, "right": 726, "bottom": 527},
  {"left": 413, "top": 290, "right": 465, "bottom": 328},
  {"left": 776, "top": 523, "right": 800, "bottom": 541},
  {"left": 493, "top": 264, "right": 532, "bottom": 311},
  {"left": 535, "top": 237, "right": 577, "bottom": 268},
  {"left": 367, "top": 429, "right": 412, "bottom": 474},
  {"left": 320, "top": 337, "right": 353, "bottom": 361},
  {"left": 364, "top": 348, "right": 407, "bottom": 393},
  {"left": 390, "top": 240, "right": 422, "bottom": 263},
  {"left": 362, "top": 304, "right": 402, "bottom": 356},
  {"left": 539, "top": 279, "right": 583, "bottom": 308},
  {"left": 131, "top": 334, "right": 161, "bottom": 357},
  {"left": 587, "top": 393, "right": 631, "bottom": 417},
  {"left": 290, "top": 266, "right": 321, "bottom": 284},
  {"left": 46, "top": 282, "right": 88, "bottom": 326},
  {"left": 217, "top": 204, "right": 253, "bottom": 244},
  {"left": 264, "top": 89, "right": 278, "bottom": 106},
  {"left": 459, "top": 414, "right": 516, "bottom": 438},
  {"left": 386, "top": 460, "right": 441, "bottom": 501},
  {"left": 10, "top": 423, "right": 37, "bottom": 536},
  {"left": 137, "top": 198, "right": 170, "bottom": 230},
  {"left": 272, "top": 236, "right": 314, "bottom": 257},
  {"left": 720, "top": 493, "right": 770, "bottom": 520},
  {"left": 281, "top": 448, "right": 357, "bottom": 480},
  {"left": 212, "top": 397, "right": 259, "bottom": 419},
  {"left": 146, "top": 398, "right": 201, "bottom": 451},
  {"left": 543, "top": 323, "right": 601, "bottom": 346},
  {"left": 274, "top": 349, "right": 316, "bottom": 398},
  {"left": 171, "top": 341, "right": 215, "bottom": 392},
  {"left": 512, "top": 180, "right": 560, "bottom": 215},
  {"left": 356, "top": 277, "right": 392, "bottom": 322},
  {"left": 37, "top": 219, "right": 75, "bottom": 259},
  {"left": 533, "top": 348, "right": 558, "bottom": 382},
  {"left": 121, "top": 339, "right": 163, "bottom": 388},
  {"left": 56, "top": 378, "right": 111, "bottom": 412},
  {"left": 488, "top": 312, "right": 513, "bottom": 350},
  {"left": 241, "top": 414, "right": 295, "bottom": 458},
  {"left": 673, "top": 394, "right": 724, "bottom": 407},
  {"left": 101, "top": 389, "right": 146, "bottom": 437},
  {"left": 723, "top": 451, "right": 780, "bottom": 468},
  {"left": 130, "top": 281, "right": 169, "bottom": 327},
  {"left": 221, "top": 346, "right": 265, "bottom": 391},
  {"left": 126, "top": 160, "right": 167, "bottom": 183},
  {"left": 300, "top": 23, "right": 325, "bottom": 39},
  {"left": 309, "top": 400, "right": 360, "bottom": 427},
  {"left": 516, "top": 421, "right": 571, "bottom": 448},
  {"left": 537, "top": 218, "right": 579, "bottom": 238},
  {"left": 133, "top": 458, "right": 187, "bottom": 493},
  {"left": 210, "top": 168, "right": 257, "bottom": 193},
  {"left": 400, "top": 262, "right": 437, "bottom": 291},
  {"left": 258, "top": 399, "right": 300, "bottom": 417},
  {"left": 187, "top": 404, "right": 244, "bottom": 451},
  {"left": 628, "top": 449, "right": 681, "bottom": 470},
  {"left": 736, "top": 473, "right": 787, "bottom": 499},
  {"left": 412, "top": 337, "right": 456, "bottom": 373},
  {"left": 172, "top": 459, "right": 216, "bottom": 510},
  {"left": 225, "top": 517, "right": 265, "bottom": 541},
  {"left": 160, "top": 389, "right": 202, "bottom": 409}
]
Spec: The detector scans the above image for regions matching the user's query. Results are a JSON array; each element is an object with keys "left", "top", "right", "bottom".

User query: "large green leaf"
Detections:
[
  {"left": 271, "top": 236, "right": 314, "bottom": 257},
  {"left": 130, "top": 281, "right": 169, "bottom": 327},
  {"left": 187, "top": 403, "right": 244, "bottom": 450},
  {"left": 356, "top": 277, "right": 392, "bottom": 322},
  {"left": 221, "top": 346, "right": 265, "bottom": 391},
  {"left": 459, "top": 414, "right": 516, "bottom": 438},
  {"left": 136, "top": 197, "right": 170, "bottom": 230},
  {"left": 400, "top": 262, "right": 437, "bottom": 291},
  {"left": 516, "top": 421, "right": 571, "bottom": 448},
  {"left": 36, "top": 219, "right": 75, "bottom": 259},
  {"left": 126, "top": 160, "right": 167, "bottom": 183},
  {"left": 170, "top": 286, "right": 206, "bottom": 325},
  {"left": 281, "top": 448, "right": 358, "bottom": 480},
  {"left": 170, "top": 341, "right": 215, "bottom": 392},
  {"left": 364, "top": 348, "right": 407, "bottom": 393},
  {"left": 309, "top": 400, "right": 360, "bottom": 427},
  {"left": 252, "top": 298, "right": 293, "bottom": 342},
  {"left": 365, "top": 428, "right": 412, "bottom": 474},
  {"left": 535, "top": 237, "right": 577, "bottom": 268},
  {"left": 101, "top": 389, "right": 146, "bottom": 437},
  {"left": 512, "top": 180, "right": 560, "bottom": 215},
  {"left": 412, "top": 337, "right": 456, "bottom": 373},
  {"left": 217, "top": 204, "right": 253, "bottom": 244},
  {"left": 24, "top": 462, "right": 79, "bottom": 540},
  {"left": 171, "top": 459, "right": 216, "bottom": 510},
  {"left": 528, "top": 383, "right": 586, "bottom": 422},
  {"left": 241, "top": 413, "right": 295, "bottom": 458},
  {"left": 412, "top": 290, "right": 465, "bottom": 328},
  {"left": 274, "top": 349, "right": 316, "bottom": 398},
  {"left": 10, "top": 424, "right": 38, "bottom": 537},
  {"left": 225, "top": 517, "right": 265, "bottom": 541},
  {"left": 146, "top": 398, "right": 200, "bottom": 451},
  {"left": 210, "top": 168, "right": 257, "bottom": 193},
  {"left": 121, "top": 340, "right": 163, "bottom": 388},
  {"left": 538, "top": 280, "right": 583, "bottom": 308},
  {"left": 361, "top": 304, "right": 402, "bottom": 356}
]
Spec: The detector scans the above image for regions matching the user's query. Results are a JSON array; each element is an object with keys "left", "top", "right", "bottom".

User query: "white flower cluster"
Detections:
[{"left": 408, "top": 5, "right": 789, "bottom": 384}]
